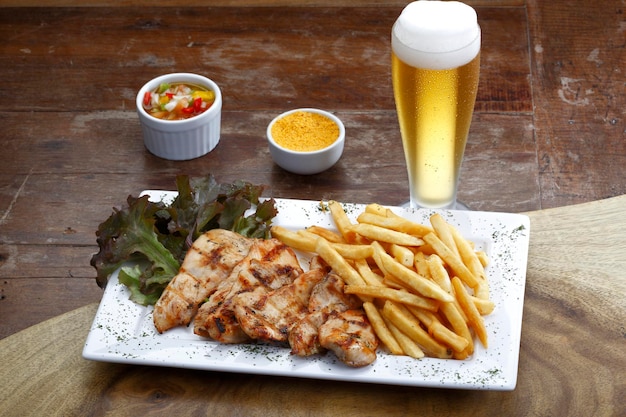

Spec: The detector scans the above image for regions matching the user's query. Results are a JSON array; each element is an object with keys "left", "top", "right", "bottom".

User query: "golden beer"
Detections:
[{"left": 392, "top": 1, "right": 481, "bottom": 209}]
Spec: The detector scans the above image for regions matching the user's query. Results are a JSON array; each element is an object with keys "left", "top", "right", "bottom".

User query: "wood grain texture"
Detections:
[
  {"left": 527, "top": 0, "right": 626, "bottom": 208},
  {"left": 0, "top": 3, "right": 625, "bottom": 409},
  {"left": 1, "top": 196, "right": 624, "bottom": 416},
  {"left": 522, "top": 196, "right": 626, "bottom": 416},
  {"left": 1, "top": 7, "right": 528, "bottom": 113},
  {"left": 0, "top": 0, "right": 526, "bottom": 7}
]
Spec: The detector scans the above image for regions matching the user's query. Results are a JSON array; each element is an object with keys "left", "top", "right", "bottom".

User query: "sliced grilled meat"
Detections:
[
  {"left": 288, "top": 273, "right": 361, "bottom": 357},
  {"left": 318, "top": 309, "right": 379, "bottom": 367},
  {"left": 233, "top": 267, "right": 328, "bottom": 343},
  {"left": 152, "top": 229, "right": 253, "bottom": 333},
  {"left": 193, "top": 238, "right": 303, "bottom": 343}
]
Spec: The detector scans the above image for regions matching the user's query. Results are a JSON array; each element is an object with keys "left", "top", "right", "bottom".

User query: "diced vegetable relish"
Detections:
[{"left": 143, "top": 82, "right": 215, "bottom": 120}]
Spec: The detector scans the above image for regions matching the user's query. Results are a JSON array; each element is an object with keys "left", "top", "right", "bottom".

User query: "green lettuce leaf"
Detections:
[{"left": 90, "top": 174, "right": 277, "bottom": 305}]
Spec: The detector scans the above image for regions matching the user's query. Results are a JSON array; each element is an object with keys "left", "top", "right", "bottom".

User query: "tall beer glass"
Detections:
[{"left": 392, "top": 1, "right": 481, "bottom": 209}]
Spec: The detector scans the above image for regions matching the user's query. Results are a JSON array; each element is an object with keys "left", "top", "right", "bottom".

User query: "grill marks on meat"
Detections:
[
  {"left": 234, "top": 267, "right": 328, "bottom": 343},
  {"left": 193, "top": 238, "right": 303, "bottom": 343},
  {"left": 153, "top": 229, "right": 253, "bottom": 333},
  {"left": 318, "top": 310, "right": 379, "bottom": 367},
  {"left": 230, "top": 268, "right": 377, "bottom": 367},
  {"left": 288, "top": 273, "right": 362, "bottom": 357},
  {"left": 154, "top": 231, "right": 378, "bottom": 367}
]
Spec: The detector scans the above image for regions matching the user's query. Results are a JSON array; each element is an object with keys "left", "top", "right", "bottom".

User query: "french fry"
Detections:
[
  {"left": 430, "top": 213, "right": 460, "bottom": 258},
  {"left": 297, "top": 229, "right": 327, "bottom": 243},
  {"left": 274, "top": 200, "right": 495, "bottom": 362},
  {"left": 474, "top": 280, "right": 490, "bottom": 301},
  {"left": 271, "top": 226, "right": 316, "bottom": 252},
  {"left": 306, "top": 225, "right": 345, "bottom": 243},
  {"left": 383, "top": 208, "right": 402, "bottom": 218},
  {"left": 314, "top": 237, "right": 366, "bottom": 287},
  {"left": 471, "top": 295, "right": 495, "bottom": 315},
  {"left": 426, "top": 254, "right": 468, "bottom": 323},
  {"left": 382, "top": 301, "right": 452, "bottom": 359},
  {"left": 296, "top": 230, "right": 373, "bottom": 260},
  {"left": 476, "top": 250, "right": 489, "bottom": 267},
  {"left": 439, "top": 301, "right": 473, "bottom": 357},
  {"left": 448, "top": 224, "right": 485, "bottom": 280},
  {"left": 407, "top": 306, "right": 469, "bottom": 353},
  {"left": 363, "top": 302, "right": 403, "bottom": 355},
  {"left": 372, "top": 246, "right": 390, "bottom": 277},
  {"left": 452, "top": 276, "right": 488, "bottom": 348},
  {"left": 356, "top": 212, "right": 433, "bottom": 237},
  {"left": 382, "top": 315, "right": 425, "bottom": 359},
  {"left": 390, "top": 244, "right": 415, "bottom": 268},
  {"left": 349, "top": 223, "right": 424, "bottom": 247},
  {"left": 423, "top": 232, "right": 479, "bottom": 289},
  {"left": 425, "top": 256, "right": 474, "bottom": 356},
  {"left": 354, "top": 259, "right": 384, "bottom": 287},
  {"left": 344, "top": 285, "right": 439, "bottom": 312},
  {"left": 425, "top": 254, "right": 453, "bottom": 294},
  {"left": 328, "top": 200, "right": 360, "bottom": 243},
  {"left": 330, "top": 243, "right": 374, "bottom": 260},
  {"left": 371, "top": 242, "right": 453, "bottom": 303},
  {"left": 364, "top": 203, "right": 389, "bottom": 217},
  {"left": 448, "top": 223, "right": 489, "bottom": 299},
  {"left": 382, "top": 275, "right": 406, "bottom": 290},
  {"left": 413, "top": 251, "right": 430, "bottom": 277},
  {"left": 416, "top": 243, "right": 436, "bottom": 256}
]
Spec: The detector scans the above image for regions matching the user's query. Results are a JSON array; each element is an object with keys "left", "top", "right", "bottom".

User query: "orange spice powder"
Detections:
[{"left": 271, "top": 111, "right": 340, "bottom": 152}]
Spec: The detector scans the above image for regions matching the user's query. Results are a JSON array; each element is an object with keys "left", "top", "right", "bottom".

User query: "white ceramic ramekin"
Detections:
[
  {"left": 267, "top": 108, "right": 345, "bottom": 175},
  {"left": 136, "top": 73, "right": 222, "bottom": 160}
]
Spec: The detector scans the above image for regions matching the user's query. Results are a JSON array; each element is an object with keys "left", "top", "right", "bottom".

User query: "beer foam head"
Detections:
[{"left": 392, "top": 1, "right": 481, "bottom": 70}]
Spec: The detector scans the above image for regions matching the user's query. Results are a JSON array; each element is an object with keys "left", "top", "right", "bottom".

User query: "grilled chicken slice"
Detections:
[
  {"left": 308, "top": 272, "right": 361, "bottom": 313},
  {"left": 288, "top": 273, "right": 361, "bottom": 357},
  {"left": 233, "top": 267, "right": 328, "bottom": 343},
  {"left": 287, "top": 310, "right": 327, "bottom": 357},
  {"left": 152, "top": 229, "right": 253, "bottom": 333},
  {"left": 318, "top": 309, "right": 378, "bottom": 367},
  {"left": 193, "top": 238, "right": 303, "bottom": 343}
]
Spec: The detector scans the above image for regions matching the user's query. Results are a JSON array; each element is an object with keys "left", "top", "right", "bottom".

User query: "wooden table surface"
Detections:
[{"left": 0, "top": 0, "right": 624, "bottom": 415}]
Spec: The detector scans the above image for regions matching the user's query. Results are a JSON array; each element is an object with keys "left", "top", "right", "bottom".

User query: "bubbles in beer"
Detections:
[{"left": 392, "top": 1, "right": 480, "bottom": 70}]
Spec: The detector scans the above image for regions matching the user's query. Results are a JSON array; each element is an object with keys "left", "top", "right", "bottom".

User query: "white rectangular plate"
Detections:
[{"left": 83, "top": 193, "right": 530, "bottom": 390}]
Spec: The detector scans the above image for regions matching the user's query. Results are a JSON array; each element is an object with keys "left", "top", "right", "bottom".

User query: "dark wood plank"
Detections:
[
  {"left": 527, "top": 0, "right": 626, "bottom": 208},
  {"left": 0, "top": 244, "right": 95, "bottom": 279},
  {"left": 0, "top": 277, "right": 103, "bottom": 338},
  {"left": 460, "top": 113, "right": 539, "bottom": 211},
  {"left": 478, "top": 7, "right": 532, "bottom": 113},
  {"left": 0, "top": 243, "right": 102, "bottom": 338},
  {"left": 0, "top": 7, "right": 530, "bottom": 114},
  {"left": 2, "top": 0, "right": 527, "bottom": 9}
]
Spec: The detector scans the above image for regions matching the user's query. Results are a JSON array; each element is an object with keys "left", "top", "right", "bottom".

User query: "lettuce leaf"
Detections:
[{"left": 90, "top": 174, "right": 277, "bottom": 305}]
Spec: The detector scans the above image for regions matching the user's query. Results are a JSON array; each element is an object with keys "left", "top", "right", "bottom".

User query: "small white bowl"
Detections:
[
  {"left": 267, "top": 108, "right": 345, "bottom": 175},
  {"left": 136, "top": 73, "right": 222, "bottom": 160}
]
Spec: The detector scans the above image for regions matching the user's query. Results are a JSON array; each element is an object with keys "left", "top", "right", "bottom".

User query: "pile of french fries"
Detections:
[{"left": 271, "top": 200, "right": 494, "bottom": 360}]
